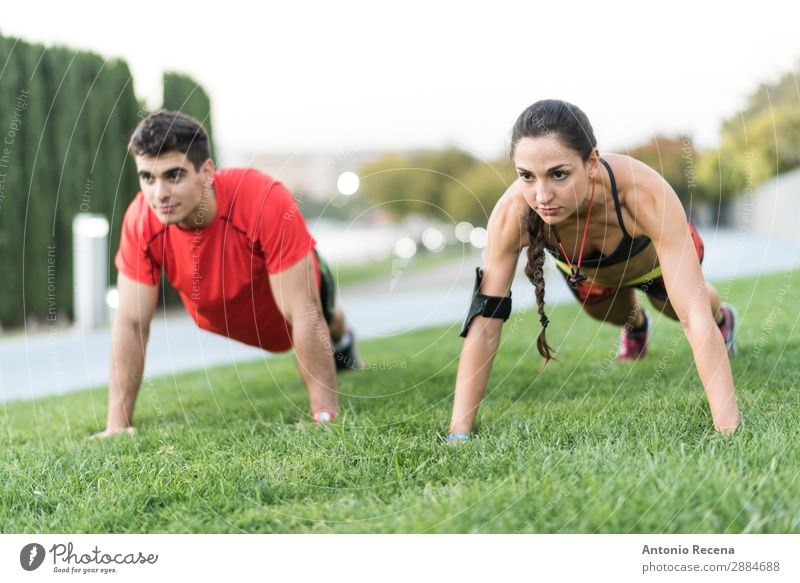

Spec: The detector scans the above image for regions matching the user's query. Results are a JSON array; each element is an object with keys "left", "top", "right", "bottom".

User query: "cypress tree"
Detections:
[
  {"left": 0, "top": 35, "right": 209, "bottom": 328},
  {"left": 19, "top": 41, "right": 51, "bottom": 323},
  {"left": 0, "top": 36, "right": 28, "bottom": 326},
  {"left": 163, "top": 71, "right": 215, "bottom": 162}
]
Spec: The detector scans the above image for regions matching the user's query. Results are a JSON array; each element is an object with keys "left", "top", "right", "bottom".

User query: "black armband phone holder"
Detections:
[{"left": 459, "top": 267, "right": 512, "bottom": 337}]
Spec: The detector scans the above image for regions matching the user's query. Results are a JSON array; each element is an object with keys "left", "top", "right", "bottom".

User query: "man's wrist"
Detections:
[
  {"left": 106, "top": 412, "right": 133, "bottom": 429},
  {"left": 312, "top": 410, "right": 337, "bottom": 423}
]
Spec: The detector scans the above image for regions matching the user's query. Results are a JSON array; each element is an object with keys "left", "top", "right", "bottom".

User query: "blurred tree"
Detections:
[
  {"left": 625, "top": 135, "right": 711, "bottom": 207},
  {"left": 162, "top": 71, "right": 216, "bottom": 162},
  {"left": 698, "top": 66, "right": 800, "bottom": 200},
  {"left": 442, "top": 158, "right": 516, "bottom": 224},
  {"left": 85, "top": 58, "right": 140, "bottom": 308},
  {"left": 358, "top": 147, "right": 481, "bottom": 220},
  {"left": 0, "top": 33, "right": 206, "bottom": 328},
  {"left": 358, "top": 152, "right": 425, "bottom": 217},
  {"left": 20, "top": 41, "right": 50, "bottom": 319},
  {"left": 0, "top": 36, "right": 29, "bottom": 325}
]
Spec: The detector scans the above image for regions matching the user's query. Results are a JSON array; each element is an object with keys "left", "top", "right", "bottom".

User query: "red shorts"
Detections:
[{"left": 559, "top": 224, "right": 705, "bottom": 305}]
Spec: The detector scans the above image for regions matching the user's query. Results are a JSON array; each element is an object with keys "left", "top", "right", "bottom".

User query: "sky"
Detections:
[{"left": 3, "top": 0, "right": 799, "bottom": 163}]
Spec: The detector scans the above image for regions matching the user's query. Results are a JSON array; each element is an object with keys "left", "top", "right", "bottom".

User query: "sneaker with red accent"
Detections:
[
  {"left": 718, "top": 303, "right": 738, "bottom": 355},
  {"left": 617, "top": 309, "right": 650, "bottom": 361},
  {"left": 333, "top": 330, "right": 362, "bottom": 371}
]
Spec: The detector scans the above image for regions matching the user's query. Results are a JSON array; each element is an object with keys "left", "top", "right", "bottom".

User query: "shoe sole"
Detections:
[{"left": 617, "top": 310, "right": 650, "bottom": 361}]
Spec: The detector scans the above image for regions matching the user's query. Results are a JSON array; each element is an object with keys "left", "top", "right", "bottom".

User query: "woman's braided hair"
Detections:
[{"left": 511, "top": 100, "right": 597, "bottom": 361}]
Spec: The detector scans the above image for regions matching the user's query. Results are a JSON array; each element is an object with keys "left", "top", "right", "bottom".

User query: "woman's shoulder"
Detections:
[
  {"left": 602, "top": 153, "right": 667, "bottom": 202},
  {"left": 601, "top": 153, "right": 680, "bottom": 238}
]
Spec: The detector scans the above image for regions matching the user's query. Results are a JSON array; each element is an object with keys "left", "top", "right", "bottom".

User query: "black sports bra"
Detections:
[{"left": 544, "top": 158, "right": 652, "bottom": 268}]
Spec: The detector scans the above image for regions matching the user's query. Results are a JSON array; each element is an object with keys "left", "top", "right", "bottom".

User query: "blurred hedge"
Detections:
[{"left": 0, "top": 35, "right": 212, "bottom": 328}]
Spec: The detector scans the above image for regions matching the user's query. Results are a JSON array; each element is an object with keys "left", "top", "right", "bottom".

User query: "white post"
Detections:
[{"left": 72, "top": 214, "right": 109, "bottom": 330}]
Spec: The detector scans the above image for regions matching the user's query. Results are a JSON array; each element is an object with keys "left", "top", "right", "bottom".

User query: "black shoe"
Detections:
[
  {"left": 333, "top": 330, "right": 362, "bottom": 371},
  {"left": 718, "top": 303, "right": 738, "bottom": 356}
]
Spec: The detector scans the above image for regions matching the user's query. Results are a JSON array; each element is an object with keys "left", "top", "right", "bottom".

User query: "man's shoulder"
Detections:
[
  {"left": 215, "top": 167, "right": 279, "bottom": 193},
  {"left": 216, "top": 167, "right": 297, "bottom": 218}
]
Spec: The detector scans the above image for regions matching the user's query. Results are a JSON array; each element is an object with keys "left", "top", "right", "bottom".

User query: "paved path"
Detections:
[{"left": 1, "top": 229, "right": 797, "bottom": 404}]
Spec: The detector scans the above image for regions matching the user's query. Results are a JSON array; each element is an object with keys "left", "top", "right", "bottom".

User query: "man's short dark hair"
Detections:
[{"left": 128, "top": 110, "right": 211, "bottom": 170}]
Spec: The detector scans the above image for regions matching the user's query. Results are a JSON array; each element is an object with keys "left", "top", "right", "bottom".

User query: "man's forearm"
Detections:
[
  {"left": 291, "top": 306, "right": 339, "bottom": 415},
  {"left": 107, "top": 323, "right": 148, "bottom": 428}
]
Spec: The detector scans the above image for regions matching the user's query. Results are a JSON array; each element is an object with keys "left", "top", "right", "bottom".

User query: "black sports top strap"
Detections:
[
  {"left": 541, "top": 157, "right": 653, "bottom": 268},
  {"left": 599, "top": 158, "right": 632, "bottom": 239}
]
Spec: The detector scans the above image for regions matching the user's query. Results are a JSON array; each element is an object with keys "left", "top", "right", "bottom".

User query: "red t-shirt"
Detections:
[{"left": 115, "top": 168, "right": 320, "bottom": 352}]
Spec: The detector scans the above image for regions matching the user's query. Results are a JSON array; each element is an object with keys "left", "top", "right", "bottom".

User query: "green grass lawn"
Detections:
[{"left": 1, "top": 270, "right": 798, "bottom": 533}]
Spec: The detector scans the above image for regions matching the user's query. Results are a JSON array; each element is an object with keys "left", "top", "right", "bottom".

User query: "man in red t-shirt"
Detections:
[{"left": 91, "top": 111, "right": 358, "bottom": 439}]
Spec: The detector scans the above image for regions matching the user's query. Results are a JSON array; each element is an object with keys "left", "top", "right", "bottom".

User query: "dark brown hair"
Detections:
[
  {"left": 511, "top": 100, "right": 597, "bottom": 361},
  {"left": 128, "top": 110, "right": 210, "bottom": 170}
]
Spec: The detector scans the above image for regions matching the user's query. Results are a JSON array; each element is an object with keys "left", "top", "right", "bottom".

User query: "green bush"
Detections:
[{"left": 0, "top": 34, "right": 212, "bottom": 328}]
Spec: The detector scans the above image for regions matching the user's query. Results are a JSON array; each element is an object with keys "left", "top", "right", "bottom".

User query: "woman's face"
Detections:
[{"left": 513, "top": 135, "right": 597, "bottom": 224}]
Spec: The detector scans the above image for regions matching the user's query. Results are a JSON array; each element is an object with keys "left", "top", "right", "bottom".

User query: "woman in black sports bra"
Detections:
[{"left": 448, "top": 100, "right": 739, "bottom": 441}]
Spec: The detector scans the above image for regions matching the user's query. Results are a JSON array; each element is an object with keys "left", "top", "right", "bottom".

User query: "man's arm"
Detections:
[
  {"left": 270, "top": 252, "right": 339, "bottom": 418},
  {"left": 90, "top": 273, "right": 158, "bottom": 439}
]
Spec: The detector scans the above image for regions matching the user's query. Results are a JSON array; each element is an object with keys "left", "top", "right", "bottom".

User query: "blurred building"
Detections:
[
  {"left": 228, "top": 149, "right": 432, "bottom": 201},
  {"left": 229, "top": 151, "right": 381, "bottom": 201},
  {"left": 731, "top": 167, "right": 800, "bottom": 242}
]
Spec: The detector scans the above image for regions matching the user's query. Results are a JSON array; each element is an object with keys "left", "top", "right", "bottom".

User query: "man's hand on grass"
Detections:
[{"left": 89, "top": 426, "right": 137, "bottom": 440}]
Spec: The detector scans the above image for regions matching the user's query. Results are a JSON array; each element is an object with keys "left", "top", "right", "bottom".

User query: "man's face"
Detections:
[{"left": 135, "top": 151, "right": 214, "bottom": 229}]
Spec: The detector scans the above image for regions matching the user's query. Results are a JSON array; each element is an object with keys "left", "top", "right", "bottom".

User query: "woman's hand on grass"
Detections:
[
  {"left": 713, "top": 424, "right": 739, "bottom": 437},
  {"left": 447, "top": 432, "right": 471, "bottom": 445},
  {"left": 89, "top": 426, "right": 136, "bottom": 440},
  {"left": 713, "top": 409, "right": 740, "bottom": 436}
]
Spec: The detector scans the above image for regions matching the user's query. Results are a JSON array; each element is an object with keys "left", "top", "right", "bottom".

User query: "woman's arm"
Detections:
[
  {"left": 631, "top": 161, "right": 739, "bottom": 434},
  {"left": 448, "top": 196, "right": 524, "bottom": 438}
]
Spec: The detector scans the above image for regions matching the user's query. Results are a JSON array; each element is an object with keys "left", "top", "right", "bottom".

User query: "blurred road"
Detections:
[{"left": 1, "top": 229, "right": 797, "bottom": 404}]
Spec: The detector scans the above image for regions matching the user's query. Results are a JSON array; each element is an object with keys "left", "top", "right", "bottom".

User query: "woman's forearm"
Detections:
[
  {"left": 684, "top": 312, "right": 740, "bottom": 433},
  {"left": 449, "top": 321, "right": 503, "bottom": 434}
]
